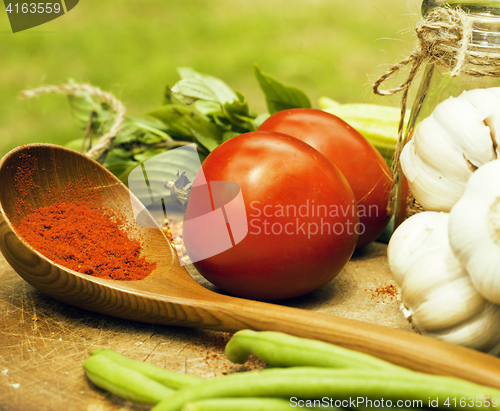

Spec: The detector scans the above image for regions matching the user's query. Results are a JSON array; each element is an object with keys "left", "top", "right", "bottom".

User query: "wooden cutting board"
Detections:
[{"left": 0, "top": 242, "right": 414, "bottom": 411}]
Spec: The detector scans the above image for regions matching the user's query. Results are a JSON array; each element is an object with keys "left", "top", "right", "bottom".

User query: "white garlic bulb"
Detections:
[
  {"left": 400, "top": 88, "right": 500, "bottom": 212},
  {"left": 388, "top": 211, "right": 500, "bottom": 353},
  {"left": 449, "top": 159, "right": 500, "bottom": 305}
]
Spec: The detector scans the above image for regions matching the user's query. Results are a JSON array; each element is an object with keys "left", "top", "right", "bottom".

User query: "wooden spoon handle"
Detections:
[{"left": 184, "top": 296, "right": 500, "bottom": 389}]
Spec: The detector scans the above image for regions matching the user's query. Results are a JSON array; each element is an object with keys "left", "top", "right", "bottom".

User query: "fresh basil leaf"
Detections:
[
  {"left": 209, "top": 112, "right": 233, "bottom": 129},
  {"left": 149, "top": 103, "right": 224, "bottom": 152},
  {"left": 136, "top": 131, "right": 165, "bottom": 145},
  {"left": 117, "top": 162, "right": 143, "bottom": 186},
  {"left": 67, "top": 91, "right": 115, "bottom": 135},
  {"left": 235, "top": 90, "right": 258, "bottom": 117},
  {"left": 171, "top": 69, "right": 239, "bottom": 106},
  {"left": 102, "top": 148, "right": 138, "bottom": 181},
  {"left": 163, "top": 86, "right": 180, "bottom": 105},
  {"left": 133, "top": 148, "right": 167, "bottom": 164},
  {"left": 223, "top": 106, "right": 254, "bottom": 131},
  {"left": 193, "top": 99, "right": 223, "bottom": 117},
  {"left": 177, "top": 67, "right": 199, "bottom": 80},
  {"left": 182, "top": 114, "right": 224, "bottom": 152},
  {"left": 113, "top": 129, "right": 136, "bottom": 146},
  {"left": 189, "top": 128, "right": 220, "bottom": 152},
  {"left": 66, "top": 92, "right": 100, "bottom": 129},
  {"left": 148, "top": 105, "right": 196, "bottom": 139},
  {"left": 131, "top": 117, "right": 170, "bottom": 134},
  {"left": 254, "top": 65, "right": 312, "bottom": 114},
  {"left": 106, "top": 161, "right": 139, "bottom": 183},
  {"left": 221, "top": 91, "right": 257, "bottom": 132},
  {"left": 171, "top": 78, "right": 216, "bottom": 105},
  {"left": 107, "top": 147, "right": 135, "bottom": 160}
]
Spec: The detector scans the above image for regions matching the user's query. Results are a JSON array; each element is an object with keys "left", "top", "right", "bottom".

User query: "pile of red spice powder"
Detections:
[
  {"left": 15, "top": 203, "right": 156, "bottom": 280},
  {"left": 13, "top": 149, "right": 156, "bottom": 281}
]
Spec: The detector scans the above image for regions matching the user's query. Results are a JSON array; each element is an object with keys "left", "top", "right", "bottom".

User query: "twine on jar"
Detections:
[
  {"left": 19, "top": 83, "right": 126, "bottom": 163},
  {"left": 373, "top": 6, "right": 484, "bottom": 214}
]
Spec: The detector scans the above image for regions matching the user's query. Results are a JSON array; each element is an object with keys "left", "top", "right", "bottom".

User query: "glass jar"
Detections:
[{"left": 394, "top": 0, "right": 500, "bottom": 228}]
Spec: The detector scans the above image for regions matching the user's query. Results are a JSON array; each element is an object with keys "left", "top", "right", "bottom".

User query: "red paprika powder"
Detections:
[
  {"left": 16, "top": 202, "right": 156, "bottom": 280},
  {"left": 13, "top": 150, "right": 156, "bottom": 281}
]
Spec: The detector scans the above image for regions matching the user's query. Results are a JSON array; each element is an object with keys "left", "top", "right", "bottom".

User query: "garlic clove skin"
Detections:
[
  {"left": 474, "top": 87, "right": 500, "bottom": 158},
  {"left": 425, "top": 303, "right": 500, "bottom": 353},
  {"left": 401, "top": 131, "right": 470, "bottom": 212},
  {"left": 400, "top": 88, "right": 500, "bottom": 212},
  {"left": 449, "top": 159, "right": 500, "bottom": 305},
  {"left": 387, "top": 211, "right": 446, "bottom": 284},
  {"left": 434, "top": 91, "right": 497, "bottom": 168},
  {"left": 410, "top": 276, "right": 486, "bottom": 332},
  {"left": 388, "top": 210, "right": 500, "bottom": 351},
  {"left": 413, "top": 116, "right": 475, "bottom": 179},
  {"left": 400, "top": 245, "right": 466, "bottom": 309}
]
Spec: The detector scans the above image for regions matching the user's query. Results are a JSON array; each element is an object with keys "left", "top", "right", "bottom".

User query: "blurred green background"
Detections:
[{"left": 0, "top": 0, "right": 422, "bottom": 158}]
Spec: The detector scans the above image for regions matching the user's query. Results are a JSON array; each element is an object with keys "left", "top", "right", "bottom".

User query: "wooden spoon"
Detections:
[{"left": 1, "top": 143, "right": 500, "bottom": 388}]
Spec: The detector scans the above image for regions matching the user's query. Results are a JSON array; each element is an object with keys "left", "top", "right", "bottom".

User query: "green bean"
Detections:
[
  {"left": 152, "top": 367, "right": 500, "bottom": 411},
  {"left": 83, "top": 354, "right": 174, "bottom": 404},
  {"left": 180, "top": 397, "right": 319, "bottom": 411},
  {"left": 91, "top": 348, "right": 203, "bottom": 390},
  {"left": 225, "top": 329, "right": 404, "bottom": 371}
]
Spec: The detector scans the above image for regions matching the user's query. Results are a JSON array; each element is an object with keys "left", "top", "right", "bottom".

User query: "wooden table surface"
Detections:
[{"left": 0, "top": 242, "right": 414, "bottom": 411}]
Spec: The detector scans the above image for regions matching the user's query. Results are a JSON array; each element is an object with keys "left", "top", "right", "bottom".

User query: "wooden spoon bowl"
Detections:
[{"left": 1, "top": 143, "right": 500, "bottom": 388}]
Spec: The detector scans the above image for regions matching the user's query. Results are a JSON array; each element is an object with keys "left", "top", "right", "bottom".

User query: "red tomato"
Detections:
[
  {"left": 258, "top": 108, "right": 392, "bottom": 248},
  {"left": 182, "top": 131, "right": 359, "bottom": 301}
]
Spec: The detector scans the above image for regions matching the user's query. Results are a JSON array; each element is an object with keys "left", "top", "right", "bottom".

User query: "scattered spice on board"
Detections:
[
  {"left": 180, "top": 331, "right": 266, "bottom": 376},
  {"left": 370, "top": 284, "right": 399, "bottom": 303}
]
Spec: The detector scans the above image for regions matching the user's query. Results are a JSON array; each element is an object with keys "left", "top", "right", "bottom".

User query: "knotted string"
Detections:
[
  {"left": 372, "top": 6, "right": 485, "bottom": 213},
  {"left": 19, "top": 83, "right": 126, "bottom": 163}
]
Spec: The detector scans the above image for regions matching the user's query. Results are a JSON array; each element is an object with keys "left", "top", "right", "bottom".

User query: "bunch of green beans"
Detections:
[
  {"left": 83, "top": 349, "right": 203, "bottom": 404},
  {"left": 82, "top": 330, "right": 500, "bottom": 411},
  {"left": 224, "top": 330, "right": 404, "bottom": 371}
]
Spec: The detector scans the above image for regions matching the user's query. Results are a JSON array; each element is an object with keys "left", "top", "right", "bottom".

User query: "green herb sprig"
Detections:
[{"left": 65, "top": 66, "right": 312, "bottom": 185}]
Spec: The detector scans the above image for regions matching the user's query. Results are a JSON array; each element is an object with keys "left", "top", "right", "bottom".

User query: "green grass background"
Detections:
[{"left": 0, "top": 0, "right": 422, "bottom": 158}]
